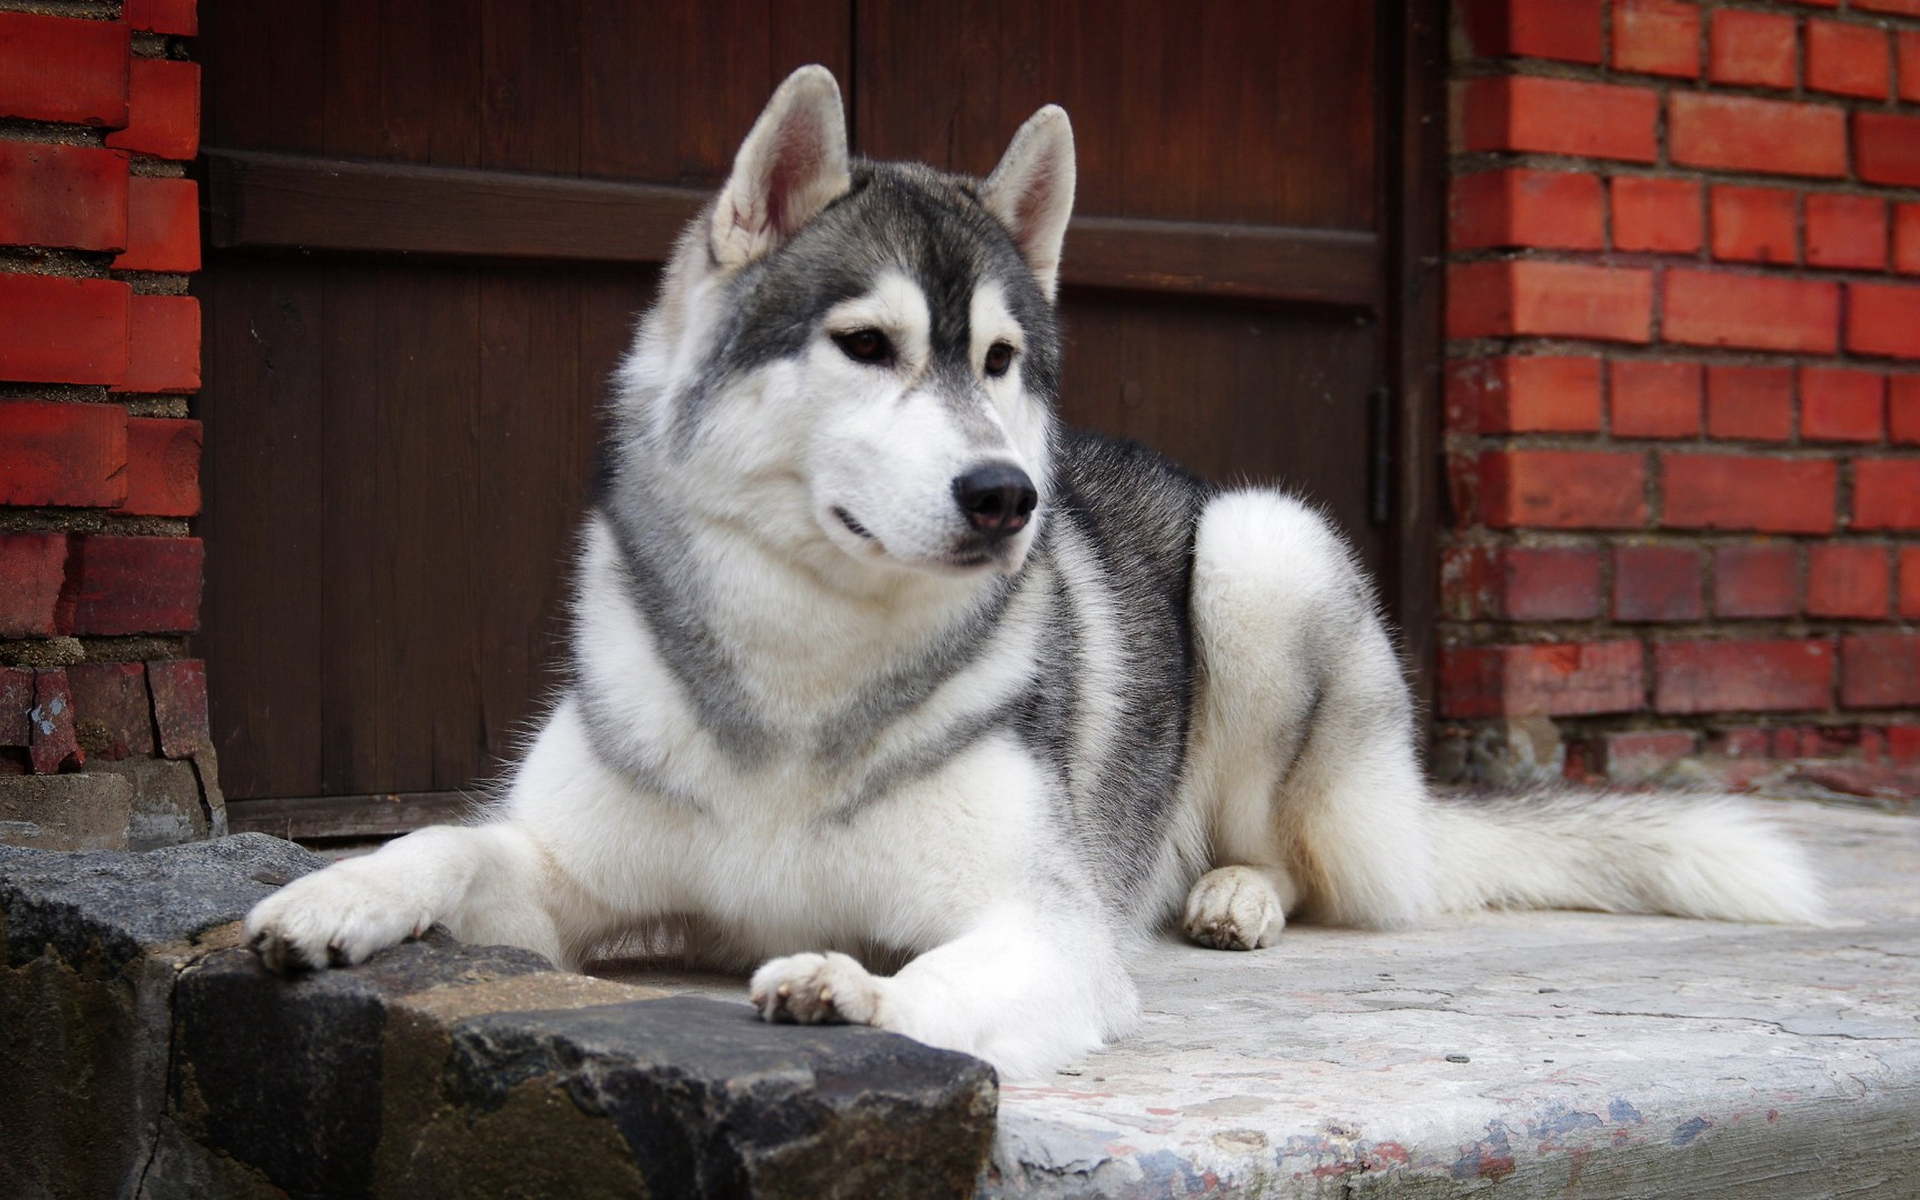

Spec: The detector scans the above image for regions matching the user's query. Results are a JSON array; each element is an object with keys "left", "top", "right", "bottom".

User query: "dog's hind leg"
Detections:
[
  {"left": 1183, "top": 489, "right": 1437, "bottom": 940},
  {"left": 245, "top": 820, "right": 608, "bottom": 973}
]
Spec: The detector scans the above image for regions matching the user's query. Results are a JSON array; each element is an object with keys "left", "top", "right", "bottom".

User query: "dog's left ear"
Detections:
[
  {"left": 711, "top": 65, "right": 852, "bottom": 269},
  {"left": 982, "top": 106, "right": 1077, "bottom": 303}
]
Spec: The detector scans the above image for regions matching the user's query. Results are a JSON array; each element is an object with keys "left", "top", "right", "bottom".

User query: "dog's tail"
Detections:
[{"left": 1423, "top": 791, "right": 1824, "bottom": 924}]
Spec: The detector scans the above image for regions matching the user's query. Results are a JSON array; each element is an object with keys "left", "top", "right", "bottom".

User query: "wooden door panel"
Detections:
[
  {"left": 1057, "top": 299, "right": 1382, "bottom": 571},
  {"left": 854, "top": 0, "right": 1375, "bottom": 229},
  {"left": 198, "top": 261, "right": 658, "bottom": 801}
]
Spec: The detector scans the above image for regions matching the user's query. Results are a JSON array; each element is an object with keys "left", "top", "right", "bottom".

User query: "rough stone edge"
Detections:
[{"left": 1, "top": 835, "right": 1001, "bottom": 1198}]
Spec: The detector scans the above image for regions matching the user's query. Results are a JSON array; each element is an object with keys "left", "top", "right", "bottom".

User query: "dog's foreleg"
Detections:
[
  {"left": 245, "top": 822, "right": 588, "bottom": 972},
  {"left": 749, "top": 907, "right": 1134, "bottom": 1079}
]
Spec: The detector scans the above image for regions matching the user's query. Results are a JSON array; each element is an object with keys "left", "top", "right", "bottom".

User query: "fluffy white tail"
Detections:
[{"left": 1426, "top": 792, "right": 1824, "bottom": 925}]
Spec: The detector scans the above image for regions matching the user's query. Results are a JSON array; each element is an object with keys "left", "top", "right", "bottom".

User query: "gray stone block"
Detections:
[
  {"left": 0, "top": 833, "right": 327, "bottom": 1200},
  {"left": 3, "top": 835, "right": 1000, "bottom": 1198}
]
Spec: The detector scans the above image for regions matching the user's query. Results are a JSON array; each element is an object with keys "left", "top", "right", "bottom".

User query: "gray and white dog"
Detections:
[{"left": 246, "top": 66, "right": 1820, "bottom": 1080}]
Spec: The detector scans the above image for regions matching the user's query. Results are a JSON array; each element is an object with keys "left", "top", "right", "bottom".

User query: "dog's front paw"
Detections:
[
  {"left": 749, "top": 951, "right": 884, "bottom": 1026},
  {"left": 244, "top": 861, "right": 432, "bottom": 974},
  {"left": 1184, "top": 865, "right": 1287, "bottom": 951}
]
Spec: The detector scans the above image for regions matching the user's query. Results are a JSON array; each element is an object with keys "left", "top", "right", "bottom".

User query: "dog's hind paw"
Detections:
[
  {"left": 750, "top": 951, "right": 884, "bottom": 1026},
  {"left": 1183, "top": 865, "right": 1288, "bottom": 951}
]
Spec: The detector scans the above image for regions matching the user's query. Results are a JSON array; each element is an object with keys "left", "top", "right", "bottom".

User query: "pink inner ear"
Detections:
[
  {"left": 1013, "top": 161, "right": 1062, "bottom": 251},
  {"left": 766, "top": 123, "right": 823, "bottom": 238}
]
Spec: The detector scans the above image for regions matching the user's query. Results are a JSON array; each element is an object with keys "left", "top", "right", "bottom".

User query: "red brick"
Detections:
[
  {"left": 68, "top": 535, "right": 203, "bottom": 635},
  {"left": 1892, "top": 375, "right": 1920, "bottom": 443},
  {"left": 1714, "top": 727, "right": 1773, "bottom": 759},
  {"left": 1892, "top": 724, "right": 1920, "bottom": 764},
  {"left": 1440, "top": 640, "right": 1645, "bottom": 718},
  {"left": 1709, "top": 9, "right": 1799, "bottom": 88},
  {"left": 1705, "top": 365, "right": 1793, "bottom": 442},
  {"left": 0, "top": 667, "right": 30, "bottom": 747},
  {"left": 1611, "top": 176, "right": 1702, "bottom": 254},
  {"left": 1709, "top": 186, "right": 1797, "bottom": 265},
  {"left": 1848, "top": 282, "right": 1920, "bottom": 361},
  {"left": 0, "top": 400, "right": 129, "bottom": 507},
  {"left": 1805, "top": 20, "right": 1890, "bottom": 98},
  {"left": 1614, "top": 544, "right": 1703, "bottom": 621},
  {"left": 1853, "top": 459, "right": 1920, "bottom": 530},
  {"left": 0, "top": 13, "right": 129, "bottom": 127},
  {"left": 1459, "top": 0, "right": 1604, "bottom": 63},
  {"left": 29, "top": 669, "right": 83, "bottom": 774},
  {"left": 1896, "top": 204, "right": 1920, "bottom": 274},
  {"left": 1854, "top": 111, "right": 1920, "bottom": 188},
  {"left": 1856, "top": 0, "right": 1920, "bottom": 15},
  {"left": 1663, "top": 269, "right": 1840, "bottom": 354},
  {"left": 1612, "top": 0, "right": 1701, "bottom": 77},
  {"left": 0, "top": 275, "right": 129, "bottom": 386},
  {"left": 114, "top": 295, "right": 200, "bottom": 394},
  {"left": 1841, "top": 634, "right": 1920, "bottom": 708},
  {"left": 1800, "top": 367, "right": 1883, "bottom": 442},
  {"left": 1459, "top": 75, "right": 1659, "bottom": 162},
  {"left": 1610, "top": 359, "right": 1702, "bottom": 438},
  {"left": 66, "top": 661, "right": 154, "bottom": 760},
  {"left": 147, "top": 657, "right": 210, "bottom": 758},
  {"left": 1446, "top": 356, "right": 1602, "bottom": 434},
  {"left": 1478, "top": 449, "right": 1649, "bottom": 529},
  {"left": 1662, "top": 454, "right": 1836, "bottom": 533},
  {"left": 106, "top": 59, "right": 200, "bottom": 161},
  {"left": 1807, "top": 543, "right": 1891, "bottom": 617},
  {"left": 119, "top": 417, "right": 201, "bottom": 517},
  {"left": 1605, "top": 729, "right": 1699, "bottom": 779},
  {"left": 1654, "top": 638, "right": 1834, "bottom": 714},
  {"left": 1900, "top": 31, "right": 1920, "bottom": 103},
  {"left": 0, "top": 142, "right": 129, "bottom": 253},
  {"left": 123, "top": 0, "right": 197, "bottom": 36},
  {"left": 114, "top": 176, "right": 200, "bottom": 273},
  {"left": 1441, "top": 545, "right": 1499, "bottom": 619},
  {"left": 1669, "top": 94, "right": 1847, "bottom": 178},
  {"left": 1450, "top": 169, "right": 1605, "bottom": 252},
  {"left": 1448, "top": 261, "right": 1652, "bottom": 343},
  {"left": 1715, "top": 543, "right": 1799, "bottom": 617},
  {"left": 1503, "top": 546, "right": 1604, "bottom": 620},
  {"left": 1900, "top": 546, "right": 1920, "bottom": 617},
  {"left": 1805, "top": 194, "right": 1887, "bottom": 271},
  {"left": 0, "top": 533, "right": 75, "bottom": 638}
]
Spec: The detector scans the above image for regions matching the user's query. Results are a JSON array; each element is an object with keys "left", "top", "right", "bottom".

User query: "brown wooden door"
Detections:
[{"left": 194, "top": 1, "right": 1444, "bottom": 839}]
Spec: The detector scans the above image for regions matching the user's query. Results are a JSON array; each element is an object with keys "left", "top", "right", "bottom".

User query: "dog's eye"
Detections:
[
  {"left": 983, "top": 342, "right": 1015, "bottom": 378},
  {"left": 833, "top": 329, "right": 894, "bottom": 366}
]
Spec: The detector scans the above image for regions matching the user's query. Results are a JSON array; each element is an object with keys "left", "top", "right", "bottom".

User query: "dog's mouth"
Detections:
[{"left": 833, "top": 506, "right": 875, "bottom": 540}]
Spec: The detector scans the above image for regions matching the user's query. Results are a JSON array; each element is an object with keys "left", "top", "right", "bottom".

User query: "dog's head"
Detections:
[{"left": 614, "top": 66, "right": 1073, "bottom": 581}]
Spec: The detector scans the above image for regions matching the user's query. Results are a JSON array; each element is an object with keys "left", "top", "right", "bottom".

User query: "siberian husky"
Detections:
[{"left": 246, "top": 66, "right": 1820, "bottom": 1080}]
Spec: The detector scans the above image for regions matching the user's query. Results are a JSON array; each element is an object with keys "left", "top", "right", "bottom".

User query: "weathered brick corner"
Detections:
[
  {"left": 1, "top": 4, "right": 216, "bottom": 852},
  {"left": 0, "top": 835, "right": 998, "bottom": 1199}
]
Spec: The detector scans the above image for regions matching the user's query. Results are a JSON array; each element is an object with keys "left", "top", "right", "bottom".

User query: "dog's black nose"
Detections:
[{"left": 953, "top": 465, "right": 1038, "bottom": 537}]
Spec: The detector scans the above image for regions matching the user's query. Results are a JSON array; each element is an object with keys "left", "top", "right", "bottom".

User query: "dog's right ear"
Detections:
[{"left": 711, "top": 65, "right": 851, "bottom": 270}]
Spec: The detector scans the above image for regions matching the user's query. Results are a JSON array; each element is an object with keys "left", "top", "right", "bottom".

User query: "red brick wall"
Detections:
[
  {"left": 1443, "top": 0, "right": 1920, "bottom": 784},
  {"left": 0, "top": 2, "right": 218, "bottom": 843}
]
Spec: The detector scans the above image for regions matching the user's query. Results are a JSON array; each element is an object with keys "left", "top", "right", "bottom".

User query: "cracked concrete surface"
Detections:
[{"left": 608, "top": 800, "right": 1920, "bottom": 1197}]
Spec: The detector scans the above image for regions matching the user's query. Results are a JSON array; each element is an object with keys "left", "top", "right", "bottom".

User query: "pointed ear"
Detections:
[
  {"left": 711, "top": 65, "right": 851, "bottom": 269},
  {"left": 981, "top": 105, "right": 1077, "bottom": 302}
]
